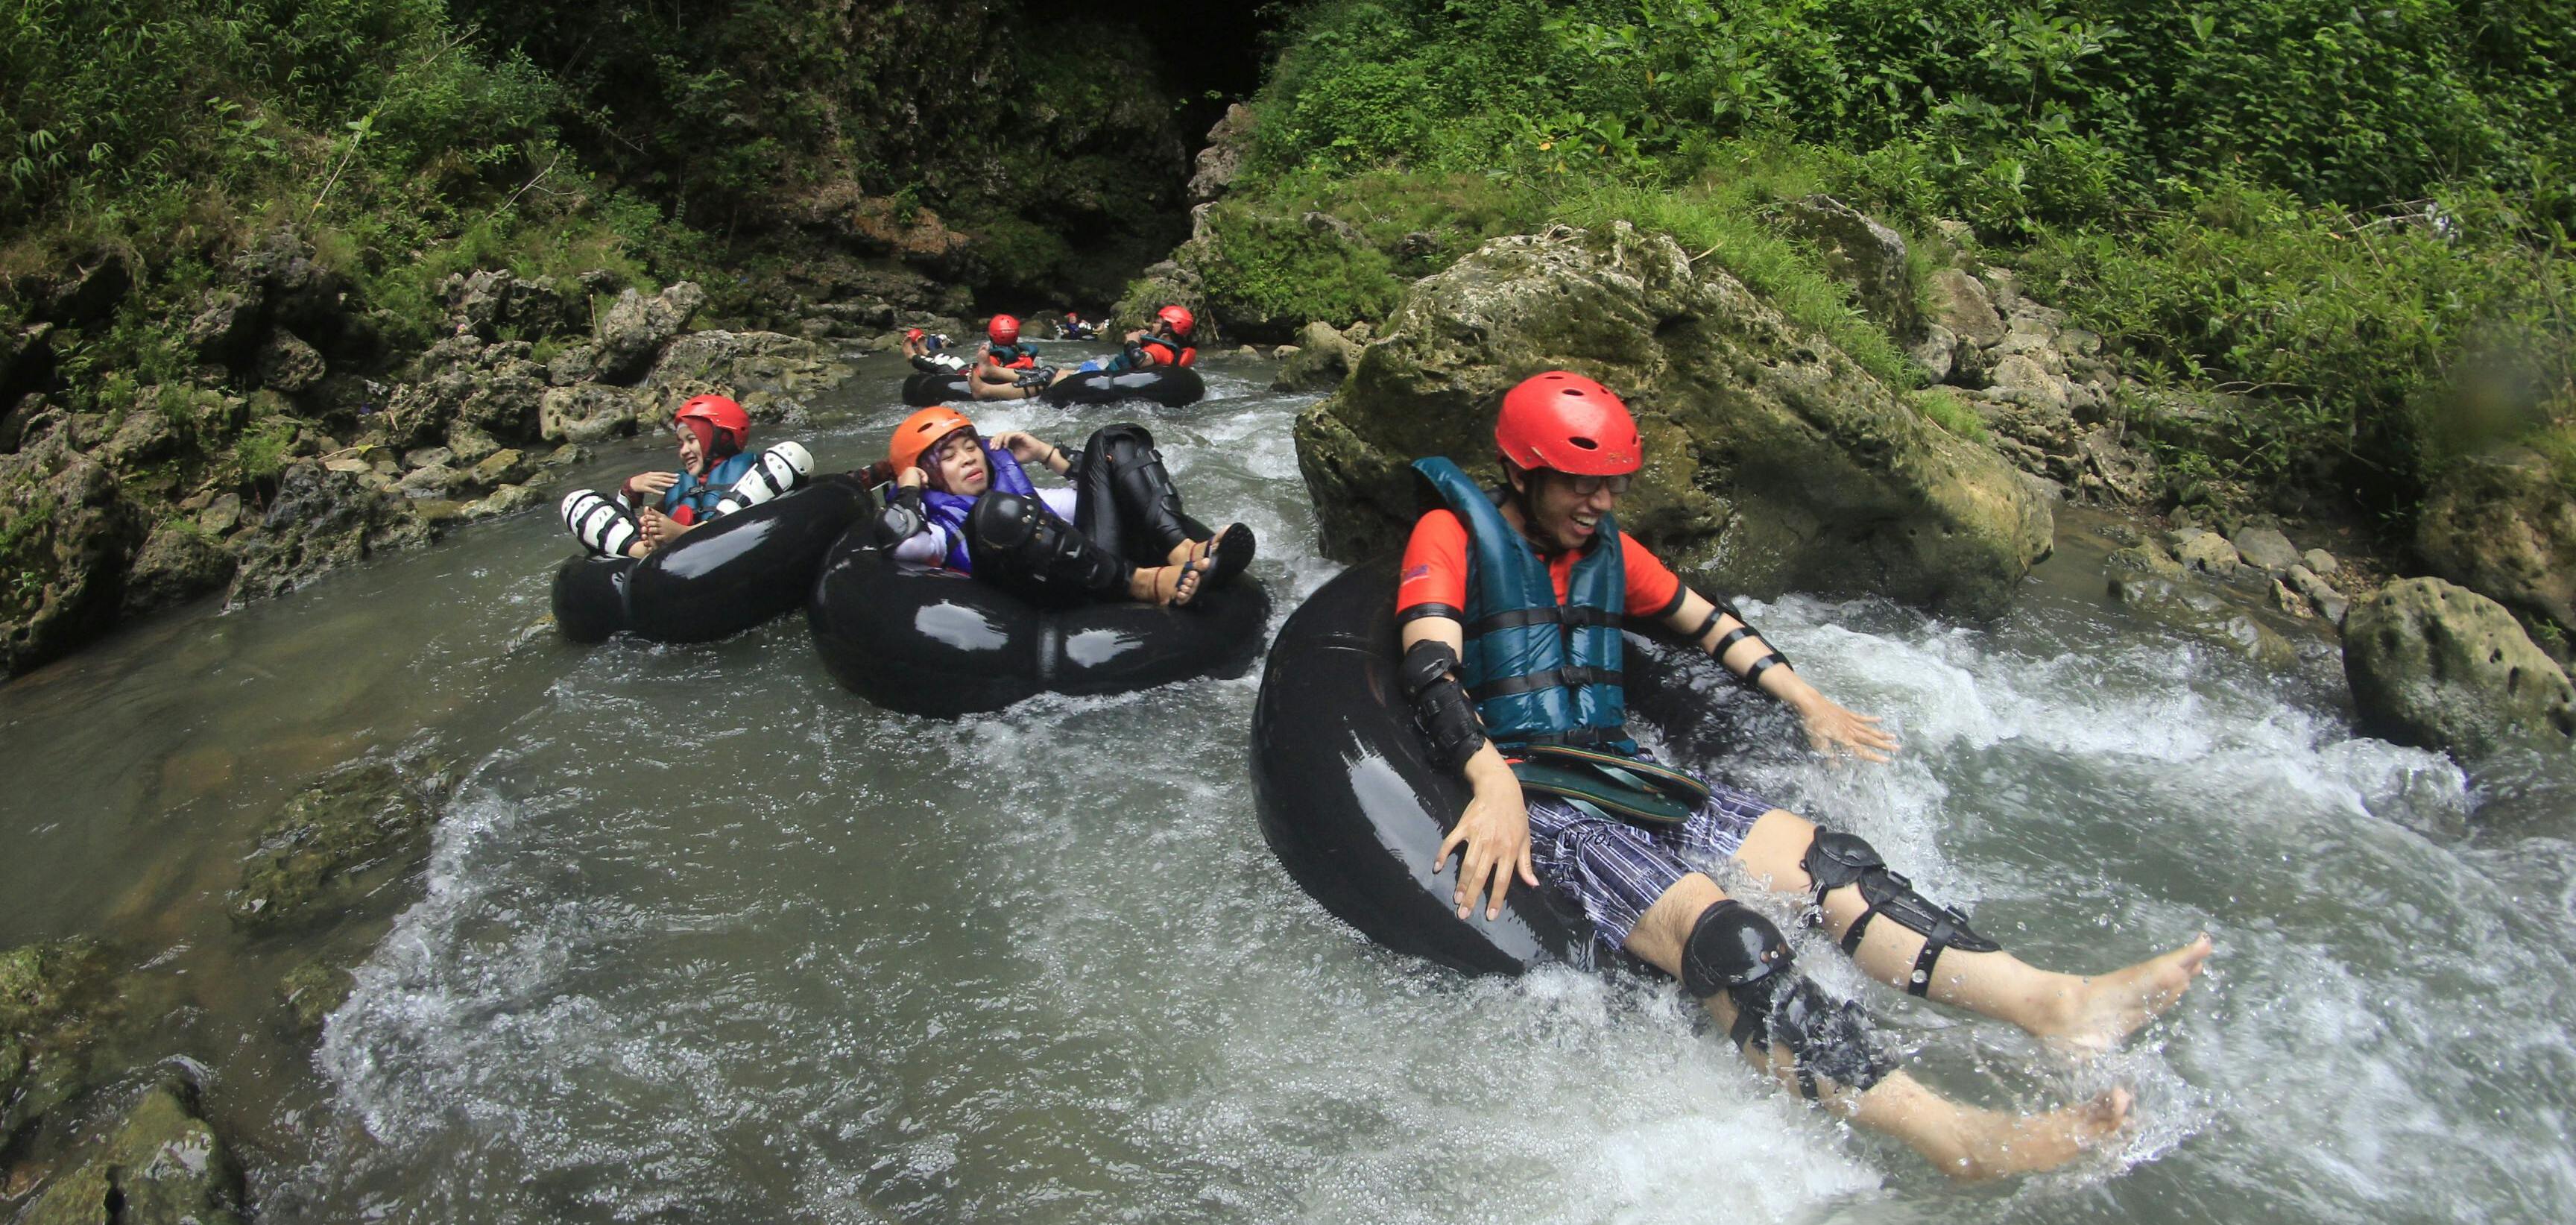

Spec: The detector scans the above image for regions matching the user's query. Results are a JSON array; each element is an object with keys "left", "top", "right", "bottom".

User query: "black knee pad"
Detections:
[
  {"left": 1802, "top": 829, "right": 2000, "bottom": 997},
  {"left": 968, "top": 492, "right": 1043, "bottom": 553},
  {"left": 1679, "top": 900, "right": 1889, "bottom": 1098}
]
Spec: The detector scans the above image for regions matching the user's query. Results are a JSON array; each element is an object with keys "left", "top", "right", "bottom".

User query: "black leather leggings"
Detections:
[{"left": 966, "top": 423, "right": 1207, "bottom": 605}]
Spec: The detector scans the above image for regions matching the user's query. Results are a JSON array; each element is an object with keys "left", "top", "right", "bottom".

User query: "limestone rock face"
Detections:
[
  {"left": 2344, "top": 576, "right": 2576, "bottom": 759},
  {"left": 594, "top": 282, "right": 708, "bottom": 383},
  {"left": 1778, "top": 195, "right": 1919, "bottom": 340},
  {"left": 1188, "top": 103, "right": 1257, "bottom": 204},
  {"left": 255, "top": 330, "right": 327, "bottom": 394},
  {"left": 538, "top": 382, "right": 643, "bottom": 444},
  {"left": 1294, "top": 224, "right": 2053, "bottom": 619},
  {"left": 119, "top": 526, "right": 236, "bottom": 617},
  {"left": 0, "top": 444, "right": 146, "bottom": 676},
  {"left": 228, "top": 461, "right": 435, "bottom": 602},
  {"left": 2416, "top": 450, "right": 2576, "bottom": 643}
]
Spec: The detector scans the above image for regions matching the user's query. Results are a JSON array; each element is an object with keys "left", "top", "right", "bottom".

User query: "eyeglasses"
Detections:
[{"left": 1561, "top": 473, "right": 1633, "bottom": 497}]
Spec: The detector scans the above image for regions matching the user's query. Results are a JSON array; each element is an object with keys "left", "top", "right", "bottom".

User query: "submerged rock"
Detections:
[
  {"left": 2344, "top": 576, "right": 2576, "bottom": 760},
  {"left": 1293, "top": 224, "right": 2051, "bottom": 620},
  {"left": 2108, "top": 571, "right": 2297, "bottom": 670},
  {"left": 0, "top": 940, "right": 115, "bottom": 1153},
  {"left": 277, "top": 958, "right": 358, "bottom": 1042},
  {"left": 19, "top": 1080, "right": 245, "bottom": 1225},
  {"left": 229, "top": 757, "right": 449, "bottom": 934}
]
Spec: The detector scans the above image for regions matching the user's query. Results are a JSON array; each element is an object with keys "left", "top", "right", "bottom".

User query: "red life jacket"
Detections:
[{"left": 1135, "top": 336, "right": 1196, "bottom": 368}]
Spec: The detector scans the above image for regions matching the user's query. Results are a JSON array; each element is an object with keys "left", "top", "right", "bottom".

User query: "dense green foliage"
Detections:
[{"left": 1213, "top": 0, "right": 2576, "bottom": 515}]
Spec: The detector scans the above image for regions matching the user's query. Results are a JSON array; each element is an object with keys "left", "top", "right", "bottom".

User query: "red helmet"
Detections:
[
  {"left": 675, "top": 394, "right": 751, "bottom": 457},
  {"left": 904, "top": 327, "right": 925, "bottom": 342},
  {"left": 1494, "top": 372, "right": 1641, "bottom": 476},
  {"left": 988, "top": 314, "right": 1021, "bottom": 344},
  {"left": 1155, "top": 304, "right": 1195, "bottom": 337},
  {"left": 889, "top": 405, "right": 976, "bottom": 475}
]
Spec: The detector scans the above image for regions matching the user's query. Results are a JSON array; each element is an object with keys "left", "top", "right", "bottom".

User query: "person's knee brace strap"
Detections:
[
  {"left": 1679, "top": 900, "right": 1887, "bottom": 1098},
  {"left": 1802, "top": 830, "right": 2000, "bottom": 997},
  {"left": 1397, "top": 640, "right": 1484, "bottom": 772},
  {"left": 971, "top": 492, "right": 1126, "bottom": 595}
]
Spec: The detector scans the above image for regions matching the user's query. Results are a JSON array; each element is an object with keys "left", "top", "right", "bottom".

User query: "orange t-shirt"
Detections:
[{"left": 1396, "top": 510, "right": 1682, "bottom": 621}]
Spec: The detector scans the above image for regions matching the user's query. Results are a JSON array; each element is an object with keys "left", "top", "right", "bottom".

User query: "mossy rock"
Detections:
[
  {"left": 228, "top": 758, "right": 448, "bottom": 935},
  {"left": 2344, "top": 576, "right": 2576, "bottom": 760},
  {"left": 20, "top": 1080, "right": 245, "bottom": 1225},
  {"left": 277, "top": 957, "right": 359, "bottom": 1043},
  {"left": 0, "top": 939, "right": 116, "bottom": 1152},
  {"left": 1295, "top": 223, "right": 2052, "bottom": 620}
]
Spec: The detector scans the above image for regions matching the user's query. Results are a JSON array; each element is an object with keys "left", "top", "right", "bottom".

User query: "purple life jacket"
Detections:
[{"left": 919, "top": 439, "right": 1044, "bottom": 573}]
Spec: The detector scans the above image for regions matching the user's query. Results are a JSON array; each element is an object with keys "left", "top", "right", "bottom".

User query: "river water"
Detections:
[{"left": 3, "top": 350, "right": 2571, "bottom": 1224}]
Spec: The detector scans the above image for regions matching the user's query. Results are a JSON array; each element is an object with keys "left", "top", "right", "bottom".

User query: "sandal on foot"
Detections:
[{"left": 1202, "top": 523, "right": 1256, "bottom": 587}]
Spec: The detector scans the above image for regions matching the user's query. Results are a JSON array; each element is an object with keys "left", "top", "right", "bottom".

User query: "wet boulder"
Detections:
[
  {"left": 1294, "top": 223, "right": 2052, "bottom": 620},
  {"left": 2109, "top": 570, "right": 2297, "bottom": 669},
  {"left": 647, "top": 330, "right": 849, "bottom": 400},
  {"left": 19, "top": 1080, "right": 246, "bottom": 1225},
  {"left": 2415, "top": 450, "right": 2576, "bottom": 649},
  {"left": 228, "top": 757, "right": 449, "bottom": 934},
  {"left": 0, "top": 939, "right": 115, "bottom": 1152},
  {"left": 2344, "top": 576, "right": 2576, "bottom": 760}
]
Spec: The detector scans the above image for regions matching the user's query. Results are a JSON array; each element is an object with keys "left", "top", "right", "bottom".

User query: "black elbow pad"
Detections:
[{"left": 1398, "top": 640, "right": 1485, "bottom": 772}]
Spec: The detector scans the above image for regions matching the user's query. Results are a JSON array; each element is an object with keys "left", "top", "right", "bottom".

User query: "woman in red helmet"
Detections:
[
  {"left": 1393, "top": 371, "right": 2212, "bottom": 1177},
  {"left": 978, "top": 314, "right": 1043, "bottom": 371},
  {"left": 967, "top": 305, "right": 1199, "bottom": 400},
  {"left": 872, "top": 403, "right": 1253, "bottom": 607},
  {"left": 558, "top": 394, "right": 812, "bottom": 558}
]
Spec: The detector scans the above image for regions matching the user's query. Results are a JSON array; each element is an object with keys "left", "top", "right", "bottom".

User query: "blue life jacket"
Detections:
[
  {"left": 1412, "top": 456, "right": 1633, "bottom": 753},
  {"left": 659, "top": 450, "right": 757, "bottom": 525},
  {"left": 919, "top": 440, "right": 1042, "bottom": 572},
  {"left": 986, "top": 341, "right": 1041, "bottom": 368}
]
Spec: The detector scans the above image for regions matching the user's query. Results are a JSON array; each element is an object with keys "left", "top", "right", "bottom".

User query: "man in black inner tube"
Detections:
[
  {"left": 1394, "top": 370, "right": 2214, "bottom": 1179},
  {"left": 967, "top": 305, "right": 1198, "bottom": 401}
]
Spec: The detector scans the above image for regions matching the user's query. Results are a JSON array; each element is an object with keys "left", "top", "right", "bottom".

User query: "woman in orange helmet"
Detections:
[{"left": 873, "top": 403, "right": 1253, "bottom": 607}]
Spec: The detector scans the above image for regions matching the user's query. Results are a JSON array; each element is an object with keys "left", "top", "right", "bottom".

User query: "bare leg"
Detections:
[
  {"left": 1625, "top": 876, "right": 2129, "bottom": 1178},
  {"left": 1731, "top": 810, "right": 2212, "bottom": 1055}
]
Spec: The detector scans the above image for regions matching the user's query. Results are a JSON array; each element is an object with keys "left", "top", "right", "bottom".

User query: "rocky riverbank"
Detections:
[{"left": 0, "top": 232, "right": 862, "bottom": 680}]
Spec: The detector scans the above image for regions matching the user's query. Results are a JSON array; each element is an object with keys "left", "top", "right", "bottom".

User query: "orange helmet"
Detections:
[{"left": 889, "top": 405, "right": 976, "bottom": 475}]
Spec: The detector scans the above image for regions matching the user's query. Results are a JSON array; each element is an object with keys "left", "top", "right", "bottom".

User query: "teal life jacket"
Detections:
[
  {"left": 660, "top": 450, "right": 756, "bottom": 525},
  {"left": 1412, "top": 456, "right": 1634, "bottom": 754}
]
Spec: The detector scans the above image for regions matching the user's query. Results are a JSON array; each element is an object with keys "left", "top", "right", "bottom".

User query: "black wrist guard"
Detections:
[
  {"left": 874, "top": 486, "right": 926, "bottom": 547},
  {"left": 1398, "top": 640, "right": 1485, "bottom": 772}
]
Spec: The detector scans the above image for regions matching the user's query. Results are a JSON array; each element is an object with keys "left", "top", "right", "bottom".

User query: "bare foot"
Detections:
[
  {"left": 1129, "top": 555, "right": 1211, "bottom": 607},
  {"left": 2039, "top": 933, "right": 2214, "bottom": 1057},
  {"left": 1936, "top": 1086, "right": 2133, "bottom": 1181}
]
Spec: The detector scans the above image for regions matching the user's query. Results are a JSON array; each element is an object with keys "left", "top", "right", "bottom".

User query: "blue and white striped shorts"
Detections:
[{"left": 1527, "top": 772, "right": 1780, "bottom": 952}]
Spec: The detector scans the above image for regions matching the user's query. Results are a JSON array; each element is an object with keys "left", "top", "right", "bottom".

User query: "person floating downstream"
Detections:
[
  {"left": 967, "top": 304, "right": 1197, "bottom": 401},
  {"left": 1061, "top": 309, "right": 1099, "bottom": 339},
  {"left": 872, "top": 405, "right": 1254, "bottom": 607},
  {"left": 1395, "top": 371, "right": 2214, "bottom": 1178},
  {"left": 903, "top": 327, "right": 964, "bottom": 373},
  {"left": 978, "top": 314, "right": 1043, "bottom": 371},
  {"left": 558, "top": 394, "right": 810, "bottom": 559}
]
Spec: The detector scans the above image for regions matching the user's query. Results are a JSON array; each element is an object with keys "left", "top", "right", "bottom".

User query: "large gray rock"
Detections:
[
  {"left": 1293, "top": 224, "right": 2052, "bottom": 620},
  {"left": 256, "top": 330, "right": 327, "bottom": 394},
  {"left": 594, "top": 282, "right": 707, "bottom": 383},
  {"left": 2344, "top": 576, "right": 2576, "bottom": 758},
  {"left": 2231, "top": 524, "right": 2303, "bottom": 573},
  {"left": 2415, "top": 450, "right": 2576, "bottom": 645},
  {"left": 20, "top": 1080, "right": 246, "bottom": 1225},
  {"left": 647, "top": 330, "right": 849, "bottom": 398},
  {"left": 1777, "top": 195, "right": 1919, "bottom": 340},
  {"left": 1928, "top": 268, "right": 2007, "bottom": 347}
]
